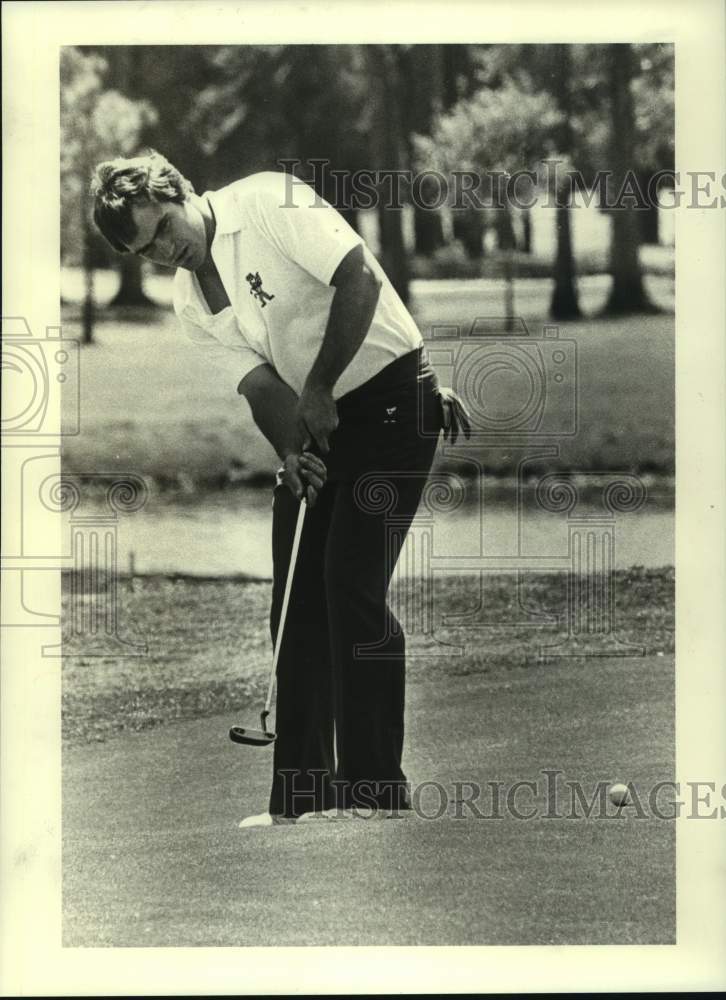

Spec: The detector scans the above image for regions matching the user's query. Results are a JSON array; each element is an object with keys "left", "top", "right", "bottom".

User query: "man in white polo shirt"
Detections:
[{"left": 91, "top": 150, "right": 469, "bottom": 825}]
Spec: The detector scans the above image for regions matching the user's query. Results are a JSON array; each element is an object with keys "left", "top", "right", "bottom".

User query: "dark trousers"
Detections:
[{"left": 268, "top": 348, "right": 442, "bottom": 817}]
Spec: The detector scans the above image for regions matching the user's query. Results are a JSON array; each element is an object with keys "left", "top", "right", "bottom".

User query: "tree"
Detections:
[
  {"left": 555, "top": 43, "right": 672, "bottom": 312},
  {"left": 397, "top": 45, "right": 446, "bottom": 256},
  {"left": 60, "top": 48, "right": 155, "bottom": 340},
  {"left": 366, "top": 46, "right": 410, "bottom": 302},
  {"left": 187, "top": 45, "right": 414, "bottom": 295},
  {"left": 471, "top": 44, "right": 580, "bottom": 314},
  {"left": 189, "top": 46, "right": 368, "bottom": 198},
  {"left": 397, "top": 45, "right": 477, "bottom": 257},
  {"left": 95, "top": 48, "right": 156, "bottom": 307},
  {"left": 631, "top": 43, "right": 675, "bottom": 245},
  {"left": 548, "top": 45, "right": 581, "bottom": 319},
  {"left": 415, "top": 77, "right": 563, "bottom": 326},
  {"left": 602, "top": 44, "right": 658, "bottom": 315},
  {"left": 90, "top": 45, "right": 225, "bottom": 305}
]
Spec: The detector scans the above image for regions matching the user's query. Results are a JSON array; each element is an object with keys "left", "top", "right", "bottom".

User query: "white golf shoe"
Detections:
[
  {"left": 237, "top": 806, "right": 408, "bottom": 828},
  {"left": 237, "top": 812, "right": 295, "bottom": 829}
]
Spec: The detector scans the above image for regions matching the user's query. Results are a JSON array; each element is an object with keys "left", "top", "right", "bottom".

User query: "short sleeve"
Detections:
[
  {"left": 177, "top": 314, "right": 268, "bottom": 387},
  {"left": 251, "top": 173, "right": 363, "bottom": 285}
]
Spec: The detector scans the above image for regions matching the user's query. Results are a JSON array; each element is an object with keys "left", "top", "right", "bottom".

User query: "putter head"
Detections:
[
  {"left": 229, "top": 725, "right": 276, "bottom": 747},
  {"left": 229, "top": 708, "right": 275, "bottom": 747}
]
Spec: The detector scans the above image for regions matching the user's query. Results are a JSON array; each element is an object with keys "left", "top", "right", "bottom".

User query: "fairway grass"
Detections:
[
  {"left": 61, "top": 304, "right": 674, "bottom": 490},
  {"left": 63, "top": 619, "right": 675, "bottom": 947},
  {"left": 63, "top": 567, "right": 674, "bottom": 745},
  {"left": 63, "top": 567, "right": 675, "bottom": 947}
]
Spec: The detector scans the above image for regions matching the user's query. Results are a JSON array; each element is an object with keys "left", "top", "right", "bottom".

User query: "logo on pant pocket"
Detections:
[{"left": 384, "top": 406, "right": 397, "bottom": 424}]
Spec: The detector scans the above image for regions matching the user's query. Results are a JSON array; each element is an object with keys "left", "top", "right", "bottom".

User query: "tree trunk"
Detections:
[
  {"left": 491, "top": 207, "right": 517, "bottom": 329},
  {"left": 81, "top": 217, "right": 95, "bottom": 345},
  {"left": 400, "top": 45, "right": 446, "bottom": 257},
  {"left": 337, "top": 206, "right": 360, "bottom": 234},
  {"left": 638, "top": 168, "right": 660, "bottom": 244},
  {"left": 368, "top": 46, "right": 409, "bottom": 304},
  {"left": 551, "top": 196, "right": 581, "bottom": 319},
  {"left": 494, "top": 206, "right": 516, "bottom": 251},
  {"left": 549, "top": 44, "right": 581, "bottom": 320},
  {"left": 441, "top": 44, "right": 472, "bottom": 105},
  {"left": 413, "top": 203, "right": 445, "bottom": 256},
  {"left": 103, "top": 46, "right": 156, "bottom": 309},
  {"left": 521, "top": 208, "right": 532, "bottom": 254},
  {"left": 377, "top": 197, "right": 410, "bottom": 304},
  {"left": 452, "top": 208, "right": 485, "bottom": 259},
  {"left": 110, "top": 254, "right": 157, "bottom": 307},
  {"left": 503, "top": 250, "right": 515, "bottom": 333},
  {"left": 603, "top": 44, "right": 657, "bottom": 315}
]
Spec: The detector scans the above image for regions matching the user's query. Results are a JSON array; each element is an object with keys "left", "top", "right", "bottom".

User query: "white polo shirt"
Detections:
[{"left": 172, "top": 171, "right": 422, "bottom": 399}]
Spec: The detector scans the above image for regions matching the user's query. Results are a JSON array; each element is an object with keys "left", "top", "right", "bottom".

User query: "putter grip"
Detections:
[{"left": 302, "top": 440, "right": 325, "bottom": 502}]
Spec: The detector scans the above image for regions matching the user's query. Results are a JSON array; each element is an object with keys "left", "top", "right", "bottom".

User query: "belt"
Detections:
[{"left": 337, "top": 348, "right": 438, "bottom": 417}]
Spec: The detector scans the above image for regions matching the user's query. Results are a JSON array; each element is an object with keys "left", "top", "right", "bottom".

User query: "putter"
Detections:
[{"left": 229, "top": 494, "right": 308, "bottom": 747}]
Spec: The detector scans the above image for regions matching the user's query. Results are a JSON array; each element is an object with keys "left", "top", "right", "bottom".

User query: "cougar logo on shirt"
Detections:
[{"left": 246, "top": 271, "right": 275, "bottom": 307}]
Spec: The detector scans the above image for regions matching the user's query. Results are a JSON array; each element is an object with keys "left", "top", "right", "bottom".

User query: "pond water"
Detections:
[{"left": 84, "top": 487, "right": 674, "bottom": 579}]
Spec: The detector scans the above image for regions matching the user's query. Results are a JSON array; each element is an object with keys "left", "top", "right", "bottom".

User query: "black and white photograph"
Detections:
[{"left": 2, "top": 0, "right": 725, "bottom": 994}]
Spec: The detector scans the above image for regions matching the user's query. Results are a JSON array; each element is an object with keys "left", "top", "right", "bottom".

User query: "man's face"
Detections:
[{"left": 126, "top": 197, "right": 209, "bottom": 270}]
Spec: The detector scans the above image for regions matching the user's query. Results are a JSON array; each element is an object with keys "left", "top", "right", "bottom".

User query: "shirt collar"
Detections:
[
  {"left": 172, "top": 184, "right": 238, "bottom": 316},
  {"left": 172, "top": 265, "right": 198, "bottom": 315},
  {"left": 204, "top": 185, "right": 240, "bottom": 237}
]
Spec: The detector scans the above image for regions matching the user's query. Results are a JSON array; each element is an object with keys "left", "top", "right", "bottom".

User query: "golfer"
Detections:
[{"left": 91, "top": 150, "right": 470, "bottom": 825}]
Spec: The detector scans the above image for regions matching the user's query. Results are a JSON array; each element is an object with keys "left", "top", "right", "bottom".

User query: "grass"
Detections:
[
  {"left": 410, "top": 242, "right": 675, "bottom": 281},
  {"left": 64, "top": 686, "right": 676, "bottom": 946},
  {"left": 62, "top": 567, "right": 674, "bottom": 745},
  {"left": 62, "top": 566, "right": 675, "bottom": 947},
  {"left": 60, "top": 291, "right": 674, "bottom": 491}
]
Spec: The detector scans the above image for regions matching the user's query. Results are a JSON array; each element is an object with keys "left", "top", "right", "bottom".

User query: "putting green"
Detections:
[{"left": 63, "top": 652, "right": 674, "bottom": 946}]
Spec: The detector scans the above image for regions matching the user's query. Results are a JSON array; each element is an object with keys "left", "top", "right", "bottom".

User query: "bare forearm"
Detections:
[
  {"left": 237, "top": 365, "right": 328, "bottom": 504},
  {"left": 294, "top": 246, "right": 381, "bottom": 453},
  {"left": 306, "top": 278, "right": 380, "bottom": 391},
  {"left": 237, "top": 365, "right": 301, "bottom": 460}
]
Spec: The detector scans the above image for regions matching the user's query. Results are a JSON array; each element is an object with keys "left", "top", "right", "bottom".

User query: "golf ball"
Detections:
[{"left": 609, "top": 783, "right": 630, "bottom": 807}]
